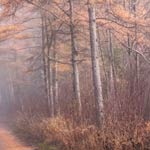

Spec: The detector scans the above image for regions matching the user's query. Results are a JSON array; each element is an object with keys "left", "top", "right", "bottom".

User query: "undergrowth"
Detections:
[{"left": 13, "top": 113, "right": 150, "bottom": 150}]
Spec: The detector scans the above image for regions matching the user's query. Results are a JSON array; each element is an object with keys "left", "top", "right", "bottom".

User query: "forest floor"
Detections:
[
  {"left": 0, "top": 115, "right": 35, "bottom": 150},
  {"left": 0, "top": 124, "right": 34, "bottom": 150}
]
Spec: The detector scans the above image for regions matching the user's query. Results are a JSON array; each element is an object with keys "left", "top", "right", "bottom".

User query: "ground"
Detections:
[
  {"left": 0, "top": 113, "right": 35, "bottom": 150},
  {"left": 0, "top": 123, "right": 34, "bottom": 150}
]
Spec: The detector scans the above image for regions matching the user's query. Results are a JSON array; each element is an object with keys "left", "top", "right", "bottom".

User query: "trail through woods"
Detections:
[{"left": 0, "top": 123, "right": 34, "bottom": 150}]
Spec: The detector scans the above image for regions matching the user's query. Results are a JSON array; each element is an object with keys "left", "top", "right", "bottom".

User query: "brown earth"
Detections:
[{"left": 0, "top": 124, "right": 34, "bottom": 150}]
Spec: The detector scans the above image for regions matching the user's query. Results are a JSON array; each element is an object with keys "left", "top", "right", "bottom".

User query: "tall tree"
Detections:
[
  {"left": 88, "top": 1, "right": 104, "bottom": 124},
  {"left": 69, "top": 0, "right": 82, "bottom": 115}
]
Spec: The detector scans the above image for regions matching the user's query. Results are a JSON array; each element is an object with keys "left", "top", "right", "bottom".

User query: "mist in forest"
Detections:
[{"left": 0, "top": 0, "right": 150, "bottom": 150}]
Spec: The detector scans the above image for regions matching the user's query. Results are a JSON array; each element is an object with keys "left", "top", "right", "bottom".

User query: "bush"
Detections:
[
  {"left": 12, "top": 113, "right": 46, "bottom": 143},
  {"left": 13, "top": 113, "right": 150, "bottom": 150}
]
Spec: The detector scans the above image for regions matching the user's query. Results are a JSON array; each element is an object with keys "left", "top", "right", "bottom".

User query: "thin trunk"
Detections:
[
  {"left": 127, "top": 34, "right": 134, "bottom": 95},
  {"left": 7, "top": 65, "right": 15, "bottom": 103},
  {"left": 107, "top": 29, "right": 117, "bottom": 97},
  {"left": 41, "top": 14, "right": 50, "bottom": 114},
  {"left": 134, "top": 19, "right": 139, "bottom": 88},
  {"left": 53, "top": 38, "right": 59, "bottom": 115},
  {"left": 97, "top": 27, "right": 108, "bottom": 99},
  {"left": 47, "top": 18, "right": 55, "bottom": 118},
  {"left": 88, "top": 4, "right": 104, "bottom": 125},
  {"left": 47, "top": 31, "right": 55, "bottom": 117},
  {"left": 123, "top": 1, "right": 133, "bottom": 95},
  {"left": 44, "top": 17, "right": 54, "bottom": 117},
  {"left": 130, "top": 0, "right": 140, "bottom": 90},
  {"left": 132, "top": 0, "right": 139, "bottom": 89},
  {"left": 69, "top": 0, "right": 82, "bottom": 115},
  {"left": 14, "top": 49, "right": 24, "bottom": 112},
  {"left": 43, "top": 17, "right": 51, "bottom": 116},
  {"left": 49, "top": 59, "right": 54, "bottom": 117}
]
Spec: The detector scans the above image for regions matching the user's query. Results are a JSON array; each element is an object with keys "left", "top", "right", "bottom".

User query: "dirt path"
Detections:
[{"left": 0, "top": 125, "right": 34, "bottom": 150}]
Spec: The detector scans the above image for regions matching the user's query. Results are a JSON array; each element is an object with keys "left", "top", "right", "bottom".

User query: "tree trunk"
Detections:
[
  {"left": 69, "top": 0, "right": 82, "bottom": 115},
  {"left": 46, "top": 20, "right": 54, "bottom": 117},
  {"left": 88, "top": 4, "right": 104, "bottom": 125},
  {"left": 97, "top": 27, "right": 108, "bottom": 99},
  {"left": 53, "top": 38, "right": 59, "bottom": 115},
  {"left": 131, "top": 0, "right": 140, "bottom": 89},
  {"left": 107, "top": 29, "right": 117, "bottom": 97},
  {"left": 43, "top": 16, "right": 55, "bottom": 117},
  {"left": 41, "top": 14, "right": 50, "bottom": 114}
]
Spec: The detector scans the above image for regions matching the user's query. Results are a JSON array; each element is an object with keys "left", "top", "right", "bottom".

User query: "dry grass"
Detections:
[{"left": 13, "top": 113, "right": 150, "bottom": 150}]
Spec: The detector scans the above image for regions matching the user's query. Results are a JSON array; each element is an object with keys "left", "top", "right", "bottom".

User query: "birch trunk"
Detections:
[
  {"left": 88, "top": 4, "right": 104, "bottom": 124},
  {"left": 53, "top": 39, "right": 59, "bottom": 115},
  {"left": 43, "top": 16, "right": 51, "bottom": 116}
]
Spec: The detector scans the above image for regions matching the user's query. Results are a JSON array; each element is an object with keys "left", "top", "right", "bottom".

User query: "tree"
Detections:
[
  {"left": 88, "top": 1, "right": 104, "bottom": 125},
  {"left": 69, "top": 0, "right": 82, "bottom": 115}
]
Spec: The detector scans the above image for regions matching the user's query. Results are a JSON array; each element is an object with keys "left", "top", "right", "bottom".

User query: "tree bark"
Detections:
[
  {"left": 41, "top": 14, "right": 50, "bottom": 114},
  {"left": 53, "top": 38, "right": 59, "bottom": 115},
  {"left": 88, "top": 4, "right": 104, "bottom": 125},
  {"left": 46, "top": 19, "right": 55, "bottom": 117},
  {"left": 107, "top": 29, "right": 117, "bottom": 97},
  {"left": 69, "top": 0, "right": 82, "bottom": 115}
]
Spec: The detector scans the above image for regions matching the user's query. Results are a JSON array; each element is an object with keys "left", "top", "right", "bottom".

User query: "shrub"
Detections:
[{"left": 13, "top": 113, "right": 150, "bottom": 150}]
